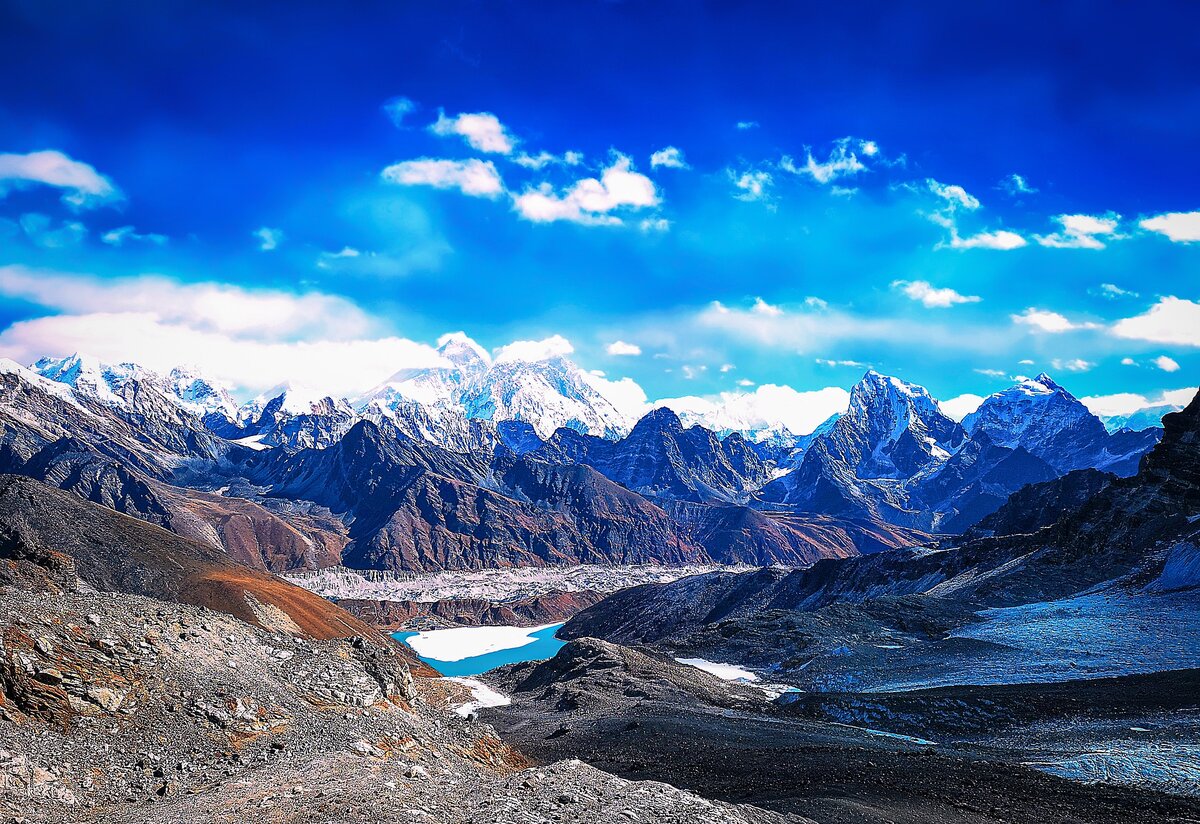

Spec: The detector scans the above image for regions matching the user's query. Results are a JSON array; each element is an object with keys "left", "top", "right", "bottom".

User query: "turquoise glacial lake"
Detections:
[{"left": 393, "top": 623, "right": 567, "bottom": 677}]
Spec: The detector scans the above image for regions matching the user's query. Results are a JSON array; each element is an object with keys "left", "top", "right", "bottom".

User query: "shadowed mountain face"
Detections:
[
  {"left": 564, "top": 388, "right": 1200, "bottom": 649},
  {"left": 757, "top": 372, "right": 1161, "bottom": 532},
  {"left": 0, "top": 474, "right": 397, "bottom": 646},
  {"left": 1, "top": 357, "right": 1176, "bottom": 576},
  {"left": 531, "top": 406, "right": 773, "bottom": 504}
]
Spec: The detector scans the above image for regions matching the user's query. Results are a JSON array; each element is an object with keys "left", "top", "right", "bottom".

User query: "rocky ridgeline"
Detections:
[{"left": 0, "top": 588, "right": 789, "bottom": 823}]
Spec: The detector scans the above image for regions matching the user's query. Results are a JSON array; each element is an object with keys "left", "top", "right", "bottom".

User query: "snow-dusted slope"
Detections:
[
  {"left": 357, "top": 333, "right": 637, "bottom": 440},
  {"left": 964, "top": 374, "right": 1159, "bottom": 474}
]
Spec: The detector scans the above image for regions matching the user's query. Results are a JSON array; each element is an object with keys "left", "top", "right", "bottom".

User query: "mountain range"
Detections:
[{"left": 0, "top": 348, "right": 1179, "bottom": 575}]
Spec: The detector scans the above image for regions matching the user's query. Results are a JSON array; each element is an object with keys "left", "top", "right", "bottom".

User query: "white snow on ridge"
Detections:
[
  {"left": 445, "top": 677, "right": 511, "bottom": 717},
  {"left": 675, "top": 657, "right": 760, "bottom": 682}
]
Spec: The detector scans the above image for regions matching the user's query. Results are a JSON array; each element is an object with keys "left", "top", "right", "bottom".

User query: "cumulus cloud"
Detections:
[
  {"left": 512, "top": 155, "right": 659, "bottom": 225},
  {"left": 1111, "top": 297, "right": 1200, "bottom": 346},
  {"left": 18, "top": 214, "right": 86, "bottom": 248},
  {"left": 892, "top": 279, "right": 981, "bottom": 308},
  {"left": 0, "top": 265, "right": 451, "bottom": 396},
  {"left": 729, "top": 169, "right": 772, "bottom": 202},
  {"left": 513, "top": 150, "right": 584, "bottom": 169},
  {"left": 101, "top": 225, "right": 167, "bottom": 246},
  {"left": 639, "top": 217, "right": 670, "bottom": 232},
  {"left": 941, "top": 393, "right": 985, "bottom": 421},
  {"left": 657, "top": 384, "right": 850, "bottom": 438},
  {"left": 429, "top": 109, "right": 516, "bottom": 154},
  {"left": 650, "top": 146, "right": 689, "bottom": 169},
  {"left": 735, "top": 121, "right": 759, "bottom": 130},
  {"left": 606, "top": 340, "right": 642, "bottom": 356},
  {"left": 780, "top": 138, "right": 876, "bottom": 185},
  {"left": 1051, "top": 358, "right": 1094, "bottom": 372},
  {"left": 1140, "top": 211, "right": 1200, "bottom": 243},
  {"left": 581, "top": 372, "right": 650, "bottom": 421},
  {"left": 1011, "top": 307, "right": 1100, "bottom": 333},
  {"left": 493, "top": 334, "right": 574, "bottom": 364},
  {"left": 381, "top": 158, "right": 504, "bottom": 198},
  {"left": 1081, "top": 388, "right": 1197, "bottom": 419},
  {"left": 945, "top": 228, "right": 1027, "bottom": 250},
  {"left": 0, "top": 149, "right": 121, "bottom": 210},
  {"left": 1154, "top": 355, "right": 1181, "bottom": 372},
  {"left": 927, "top": 179, "right": 980, "bottom": 211},
  {"left": 382, "top": 96, "right": 417, "bottom": 127},
  {"left": 1035, "top": 214, "right": 1121, "bottom": 249},
  {"left": 1094, "top": 283, "right": 1138, "bottom": 299},
  {"left": 999, "top": 173, "right": 1037, "bottom": 195},
  {"left": 751, "top": 297, "right": 782, "bottom": 316},
  {"left": 815, "top": 358, "right": 868, "bottom": 368},
  {"left": 254, "top": 226, "right": 283, "bottom": 251}
]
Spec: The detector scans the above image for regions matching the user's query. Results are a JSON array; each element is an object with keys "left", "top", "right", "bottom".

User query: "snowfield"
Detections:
[{"left": 676, "top": 657, "right": 760, "bottom": 682}]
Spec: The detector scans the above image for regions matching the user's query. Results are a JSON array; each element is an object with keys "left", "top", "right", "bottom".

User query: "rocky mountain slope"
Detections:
[
  {"left": 564, "top": 386, "right": 1200, "bottom": 657},
  {"left": 480, "top": 639, "right": 1200, "bottom": 824},
  {"left": 0, "top": 549, "right": 789, "bottom": 823},
  {"left": 757, "top": 371, "right": 1160, "bottom": 531}
]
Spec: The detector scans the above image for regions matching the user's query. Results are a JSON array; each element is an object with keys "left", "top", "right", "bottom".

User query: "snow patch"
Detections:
[
  {"left": 445, "top": 677, "right": 511, "bottom": 717},
  {"left": 675, "top": 657, "right": 759, "bottom": 682}
]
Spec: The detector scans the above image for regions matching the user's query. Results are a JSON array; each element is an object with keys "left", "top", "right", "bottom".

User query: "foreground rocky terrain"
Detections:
[
  {"left": 0, "top": 477, "right": 793, "bottom": 823},
  {"left": 482, "top": 639, "right": 1200, "bottom": 824}
]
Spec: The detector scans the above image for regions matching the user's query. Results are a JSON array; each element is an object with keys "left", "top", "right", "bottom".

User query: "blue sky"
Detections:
[{"left": 0, "top": 0, "right": 1196, "bottom": 422}]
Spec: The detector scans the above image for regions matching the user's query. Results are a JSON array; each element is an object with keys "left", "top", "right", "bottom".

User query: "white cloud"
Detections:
[
  {"left": 1019, "top": 359, "right": 1035, "bottom": 365},
  {"left": 815, "top": 358, "right": 868, "bottom": 368},
  {"left": 1051, "top": 358, "right": 1094, "bottom": 372},
  {"left": 751, "top": 297, "right": 782, "bottom": 316},
  {"left": 638, "top": 217, "right": 670, "bottom": 232},
  {"left": 930, "top": 212, "right": 1026, "bottom": 250},
  {"left": 1121, "top": 357, "right": 1137, "bottom": 366},
  {"left": 949, "top": 229, "right": 1026, "bottom": 250},
  {"left": 1095, "top": 282, "right": 1138, "bottom": 299},
  {"left": 512, "top": 155, "right": 659, "bottom": 225},
  {"left": 1154, "top": 355, "right": 1181, "bottom": 373},
  {"left": 650, "top": 146, "right": 689, "bottom": 170},
  {"left": 513, "top": 150, "right": 584, "bottom": 169},
  {"left": 381, "top": 157, "right": 504, "bottom": 199},
  {"left": 804, "top": 296, "right": 829, "bottom": 310},
  {"left": 1111, "top": 297, "right": 1200, "bottom": 347},
  {"left": 1140, "top": 211, "right": 1200, "bottom": 243},
  {"left": 941, "top": 393, "right": 985, "bottom": 421},
  {"left": 382, "top": 96, "right": 417, "bottom": 127},
  {"left": 658, "top": 384, "right": 850, "bottom": 438},
  {"left": 0, "top": 149, "right": 121, "bottom": 209},
  {"left": 1035, "top": 213, "right": 1121, "bottom": 249},
  {"left": 780, "top": 138, "right": 878, "bottom": 185},
  {"left": 101, "top": 225, "right": 167, "bottom": 246},
  {"left": 493, "top": 334, "right": 574, "bottom": 364},
  {"left": 1081, "top": 388, "right": 1196, "bottom": 418},
  {"left": 0, "top": 265, "right": 451, "bottom": 397},
  {"left": 892, "top": 279, "right": 981, "bottom": 308},
  {"left": 606, "top": 340, "right": 641, "bottom": 356},
  {"left": 736, "top": 121, "right": 759, "bottom": 130},
  {"left": 0, "top": 264, "right": 374, "bottom": 341},
  {"left": 999, "top": 173, "right": 1037, "bottom": 195},
  {"left": 1011, "top": 307, "right": 1099, "bottom": 333},
  {"left": 927, "top": 179, "right": 980, "bottom": 210},
  {"left": 254, "top": 226, "right": 283, "bottom": 251},
  {"left": 429, "top": 109, "right": 516, "bottom": 154},
  {"left": 974, "top": 368, "right": 1006, "bottom": 378},
  {"left": 729, "top": 169, "right": 772, "bottom": 202},
  {"left": 19, "top": 213, "right": 86, "bottom": 248},
  {"left": 581, "top": 371, "right": 649, "bottom": 421}
]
